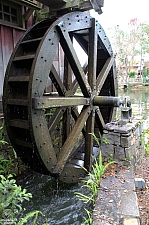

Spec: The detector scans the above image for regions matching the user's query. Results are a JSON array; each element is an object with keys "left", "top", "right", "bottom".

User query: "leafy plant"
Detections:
[
  {"left": 0, "top": 123, "right": 48, "bottom": 225},
  {"left": 75, "top": 151, "right": 114, "bottom": 205},
  {"left": 0, "top": 174, "right": 32, "bottom": 221},
  {"left": 103, "top": 138, "right": 110, "bottom": 144},
  {"left": 81, "top": 209, "right": 92, "bottom": 225},
  {"left": 128, "top": 71, "right": 136, "bottom": 78},
  {"left": 75, "top": 132, "right": 115, "bottom": 224},
  {"left": 0, "top": 156, "right": 15, "bottom": 176},
  {"left": 140, "top": 128, "right": 149, "bottom": 155},
  {"left": 89, "top": 132, "right": 101, "bottom": 146},
  {"left": 0, "top": 122, "right": 8, "bottom": 149},
  {"left": 18, "top": 210, "right": 45, "bottom": 225}
]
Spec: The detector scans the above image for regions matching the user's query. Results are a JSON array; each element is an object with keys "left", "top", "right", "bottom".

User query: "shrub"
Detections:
[{"left": 128, "top": 71, "right": 136, "bottom": 78}]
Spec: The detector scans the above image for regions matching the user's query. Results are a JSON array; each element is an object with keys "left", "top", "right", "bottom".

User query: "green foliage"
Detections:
[
  {"left": 109, "top": 22, "right": 149, "bottom": 76},
  {"left": 89, "top": 132, "right": 101, "bottom": 147},
  {"left": 18, "top": 210, "right": 44, "bottom": 225},
  {"left": 143, "top": 129, "right": 149, "bottom": 155},
  {"left": 0, "top": 123, "right": 49, "bottom": 225},
  {"left": 142, "top": 68, "right": 148, "bottom": 78},
  {"left": 75, "top": 133, "right": 115, "bottom": 224},
  {"left": 0, "top": 156, "right": 15, "bottom": 176},
  {"left": 75, "top": 152, "right": 114, "bottom": 205},
  {"left": 0, "top": 175, "right": 49, "bottom": 225},
  {"left": 0, "top": 122, "right": 18, "bottom": 176},
  {"left": 44, "top": 108, "right": 56, "bottom": 117},
  {"left": 128, "top": 71, "right": 136, "bottom": 78},
  {"left": 108, "top": 154, "right": 114, "bottom": 163},
  {"left": 0, "top": 174, "right": 32, "bottom": 221},
  {"left": 0, "top": 122, "right": 8, "bottom": 149},
  {"left": 81, "top": 209, "right": 92, "bottom": 225},
  {"left": 103, "top": 138, "right": 110, "bottom": 144}
]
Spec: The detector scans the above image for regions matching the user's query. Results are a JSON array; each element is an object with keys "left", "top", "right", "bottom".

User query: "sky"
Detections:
[{"left": 90, "top": 0, "right": 149, "bottom": 32}]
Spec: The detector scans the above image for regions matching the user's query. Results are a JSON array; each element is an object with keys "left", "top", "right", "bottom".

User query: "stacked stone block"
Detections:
[{"left": 101, "top": 117, "right": 145, "bottom": 166}]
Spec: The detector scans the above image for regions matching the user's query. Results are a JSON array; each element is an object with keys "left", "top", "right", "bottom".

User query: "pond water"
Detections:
[
  {"left": 19, "top": 87, "right": 149, "bottom": 225},
  {"left": 118, "top": 87, "right": 149, "bottom": 121}
]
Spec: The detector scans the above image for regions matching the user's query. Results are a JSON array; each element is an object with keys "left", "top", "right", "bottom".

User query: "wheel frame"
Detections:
[{"left": 3, "top": 11, "right": 118, "bottom": 183}]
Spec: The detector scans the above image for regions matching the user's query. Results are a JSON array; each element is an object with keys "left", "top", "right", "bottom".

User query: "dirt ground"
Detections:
[{"left": 135, "top": 156, "right": 149, "bottom": 225}]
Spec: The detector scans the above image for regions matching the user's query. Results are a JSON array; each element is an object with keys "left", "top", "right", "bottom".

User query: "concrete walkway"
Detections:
[{"left": 92, "top": 164, "right": 140, "bottom": 225}]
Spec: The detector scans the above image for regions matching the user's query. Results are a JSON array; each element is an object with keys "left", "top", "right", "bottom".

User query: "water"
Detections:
[
  {"left": 18, "top": 172, "right": 91, "bottom": 225},
  {"left": 18, "top": 87, "right": 149, "bottom": 225},
  {"left": 119, "top": 88, "right": 149, "bottom": 120}
]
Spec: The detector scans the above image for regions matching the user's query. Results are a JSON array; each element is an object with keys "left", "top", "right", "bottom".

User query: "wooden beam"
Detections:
[
  {"left": 23, "top": 8, "right": 34, "bottom": 21},
  {"left": 10, "top": 0, "right": 40, "bottom": 10}
]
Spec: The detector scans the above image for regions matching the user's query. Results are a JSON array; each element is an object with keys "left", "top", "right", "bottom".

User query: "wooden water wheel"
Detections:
[{"left": 3, "top": 11, "right": 118, "bottom": 183}]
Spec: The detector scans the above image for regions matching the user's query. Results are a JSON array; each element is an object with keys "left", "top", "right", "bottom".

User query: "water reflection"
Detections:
[{"left": 119, "top": 88, "right": 149, "bottom": 119}]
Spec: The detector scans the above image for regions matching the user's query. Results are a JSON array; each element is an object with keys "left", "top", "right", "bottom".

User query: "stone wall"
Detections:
[{"left": 101, "top": 116, "right": 145, "bottom": 166}]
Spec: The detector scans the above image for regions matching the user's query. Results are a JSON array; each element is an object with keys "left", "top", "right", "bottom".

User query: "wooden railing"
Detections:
[{"left": 128, "top": 78, "right": 143, "bottom": 83}]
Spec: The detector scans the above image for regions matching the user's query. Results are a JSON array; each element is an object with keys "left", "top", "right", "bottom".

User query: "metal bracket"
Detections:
[{"left": 119, "top": 96, "right": 132, "bottom": 125}]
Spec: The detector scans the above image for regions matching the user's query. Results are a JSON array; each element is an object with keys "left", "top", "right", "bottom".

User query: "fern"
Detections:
[{"left": 18, "top": 210, "right": 44, "bottom": 225}]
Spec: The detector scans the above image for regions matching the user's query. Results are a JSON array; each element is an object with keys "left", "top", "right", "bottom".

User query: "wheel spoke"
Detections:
[
  {"left": 88, "top": 18, "right": 98, "bottom": 91},
  {"left": 50, "top": 64, "right": 66, "bottom": 96},
  {"left": 71, "top": 107, "right": 86, "bottom": 136},
  {"left": 57, "top": 23, "right": 91, "bottom": 96},
  {"left": 95, "top": 106, "right": 105, "bottom": 128},
  {"left": 70, "top": 61, "right": 88, "bottom": 94},
  {"left": 96, "top": 55, "right": 115, "bottom": 94},
  {"left": 48, "top": 107, "right": 66, "bottom": 133},
  {"left": 62, "top": 53, "right": 72, "bottom": 142},
  {"left": 53, "top": 106, "right": 90, "bottom": 174},
  {"left": 84, "top": 111, "right": 95, "bottom": 171},
  {"left": 32, "top": 96, "right": 90, "bottom": 109}
]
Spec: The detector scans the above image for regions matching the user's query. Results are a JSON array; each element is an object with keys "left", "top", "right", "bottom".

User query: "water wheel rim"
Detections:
[{"left": 3, "top": 11, "right": 117, "bottom": 183}]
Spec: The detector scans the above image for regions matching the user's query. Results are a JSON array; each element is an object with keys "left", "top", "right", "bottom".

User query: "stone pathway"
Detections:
[{"left": 92, "top": 164, "right": 140, "bottom": 225}]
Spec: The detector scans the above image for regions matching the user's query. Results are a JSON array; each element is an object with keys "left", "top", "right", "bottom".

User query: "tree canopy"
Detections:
[{"left": 108, "top": 19, "right": 149, "bottom": 76}]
